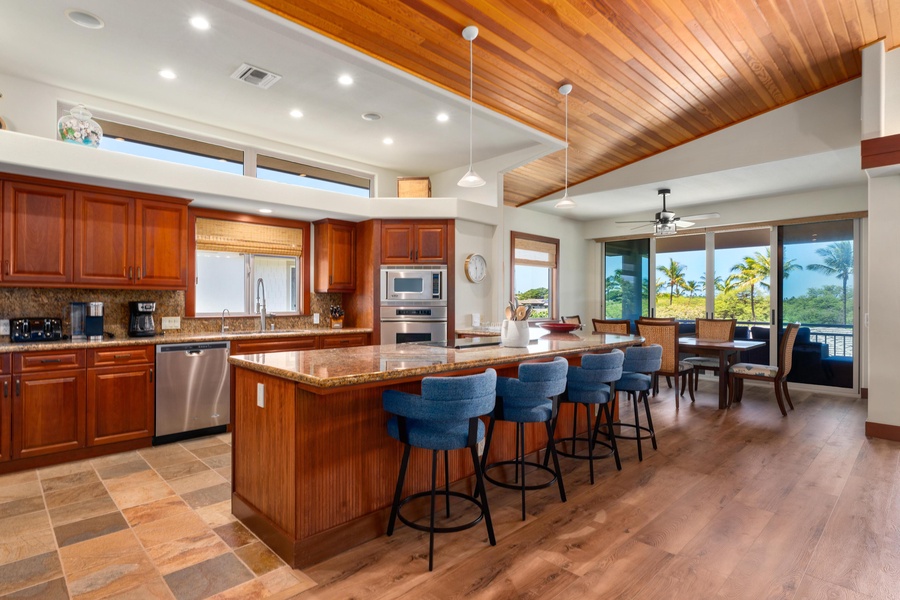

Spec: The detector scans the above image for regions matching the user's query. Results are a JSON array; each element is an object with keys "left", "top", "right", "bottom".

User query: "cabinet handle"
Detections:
[
  {"left": 137, "top": 266, "right": 142, "bottom": 280},
  {"left": 15, "top": 379, "right": 20, "bottom": 397},
  {"left": 40, "top": 358, "right": 62, "bottom": 364},
  {"left": 3, "top": 380, "right": 7, "bottom": 398},
  {"left": 114, "top": 354, "right": 131, "bottom": 359},
  {"left": 149, "top": 368, "right": 154, "bottom": 383},
  {"left": 329, "top": 275, "right": 333, "bottom": 284},
  {"left": 129, "top": 266, "right": 134, "bottom": 280}
]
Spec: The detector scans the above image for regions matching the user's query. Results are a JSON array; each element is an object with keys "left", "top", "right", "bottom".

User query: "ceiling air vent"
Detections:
[{"left": 230, "top": 63, "right": 282, "bottom": 89}]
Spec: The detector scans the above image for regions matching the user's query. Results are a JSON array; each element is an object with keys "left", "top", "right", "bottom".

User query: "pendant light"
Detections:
[
  {"left": 555, "top": 83, "right": 575, "bottom": 208},
  {"left": 458, "top": 25, "right": 485, "bottom": 188}
]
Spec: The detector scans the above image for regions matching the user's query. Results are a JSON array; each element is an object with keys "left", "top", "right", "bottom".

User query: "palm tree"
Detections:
[
  {"left": 683, "top": 280, "right": 701, "bottom": 303},
  {"left": 731, "top": 248, "right": 800, "bottom": 321},
  {"left": 806, "top": 241, "right": 853, "bottom": 324},
  {"left": 657, "top": 259, "right": 686, "bottom": 305},
  {"left": 716, "top": 274, "right": 740, "bottom": 294}
]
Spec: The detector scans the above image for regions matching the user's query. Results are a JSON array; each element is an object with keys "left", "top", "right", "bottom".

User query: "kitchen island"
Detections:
[{"left": 228, "top": 331, "right": 641, "bottom": 568}]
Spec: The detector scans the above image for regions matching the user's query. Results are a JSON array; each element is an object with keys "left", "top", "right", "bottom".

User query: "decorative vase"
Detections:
[{"left": 58, "top": 104, "right": 103, "bottom": 147}]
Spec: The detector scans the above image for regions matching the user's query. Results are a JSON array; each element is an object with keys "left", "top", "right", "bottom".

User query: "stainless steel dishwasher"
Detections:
[{"left": 154, "top": 341, "right": 231, "bottom": 445}]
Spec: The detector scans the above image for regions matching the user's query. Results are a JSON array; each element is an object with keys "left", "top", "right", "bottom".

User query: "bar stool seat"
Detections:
[
  {"left": 482, "top": 357, "right": 568, "bottom": 521},
  {"left": 383, "top": 368, "right": 497, "bottom": 571}
]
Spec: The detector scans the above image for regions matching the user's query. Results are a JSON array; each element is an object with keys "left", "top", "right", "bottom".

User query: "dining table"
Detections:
[{"left": 678, "top": 337, "right": 767, "bottom": 409}]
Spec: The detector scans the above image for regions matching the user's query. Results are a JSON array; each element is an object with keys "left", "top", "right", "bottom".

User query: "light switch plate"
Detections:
[
  {"left": 257, "top": 382, "right": 265, "bottom": 408},
  {"left": 0, "top": 319, "right": 9, "bottom": 335},
  {"left": 161, "top": 317, "right": 181, "bottom": 330},
  {"left": 313, "top": 313, "right": 320, "bottom": 325}
]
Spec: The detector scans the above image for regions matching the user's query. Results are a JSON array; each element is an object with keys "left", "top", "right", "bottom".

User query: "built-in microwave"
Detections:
[{"left": 381, "top": 266, "right": 447, "bottom": 304}]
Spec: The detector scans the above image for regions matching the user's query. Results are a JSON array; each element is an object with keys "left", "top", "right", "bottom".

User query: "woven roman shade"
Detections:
[
  {"left": 514, "top": 237, "right": 557, "bottom": 268},
  {"left": 195, "top": 217, "right": 302, "bottom": 256}
]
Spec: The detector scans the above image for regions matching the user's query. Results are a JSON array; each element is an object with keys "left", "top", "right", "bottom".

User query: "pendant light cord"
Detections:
[
  {"left": 564, "top": 91, "right": 568, "bottom": 194},
  {"left": 468, "top": 36, "right": 474, "bottom": 169}
]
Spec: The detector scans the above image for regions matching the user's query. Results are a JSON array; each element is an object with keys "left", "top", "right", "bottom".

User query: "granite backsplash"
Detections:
[{"left": 0, "top": 288, "right": 344, "bottom": 338}]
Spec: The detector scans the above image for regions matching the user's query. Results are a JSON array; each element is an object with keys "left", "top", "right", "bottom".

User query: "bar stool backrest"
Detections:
[{"left": 623, "top": 344, "right": 663, "bottom": 374}]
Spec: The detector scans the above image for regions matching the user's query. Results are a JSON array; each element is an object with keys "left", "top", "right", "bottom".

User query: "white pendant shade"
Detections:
[
  {"left": 458, "top": 25, "right": 485, "bottom": 188},
  {"left": 556, "top": 83, "right": 574, "bottom": 208}
]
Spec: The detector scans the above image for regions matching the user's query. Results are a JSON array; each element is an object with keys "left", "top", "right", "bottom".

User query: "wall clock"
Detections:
[{"left": 464, "top": 253, "right": 487, "bottom": 283}]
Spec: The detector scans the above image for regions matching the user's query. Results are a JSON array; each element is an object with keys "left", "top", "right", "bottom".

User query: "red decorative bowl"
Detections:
[{"left": 538, "top": 322, "right": 581, "bottom": 333}]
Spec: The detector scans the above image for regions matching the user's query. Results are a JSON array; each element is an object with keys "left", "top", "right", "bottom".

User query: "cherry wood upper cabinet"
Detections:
[
  {"left": 1, "top": 180, "right": 74, "bottom": 284},
  {"left": 135, "top": 199, "right": 188, "bottom": 289},
  {"left": 74, "top": 191, "right": 135, "bottom": 286},
  {"left": 380, "top": 220, "right": 447, "bottom": 265},
  {"left": 314, "top": 219, "right": 356, "bottom": 293}
]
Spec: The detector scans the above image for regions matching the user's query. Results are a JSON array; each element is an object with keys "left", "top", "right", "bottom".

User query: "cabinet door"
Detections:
[
  {"left": 0, "top": 376, "right": 10, "bottom": 462},
  {"left": 2, "top": 180, "right": 73, "bottom": 283},
  {"left": 74, "top": 191, "right": 135, "bottom": 286},
  {"left": 381, "top": 222, "right": 415, "bottom": 264},
  {"left": 87, "top": 364, "right": 154, "bottom": 446},
  {"left": 318, "top": 333, "right": 368, "bottom": 349},
  {"left": 13, "top": 370, "right": 86, "bottom": 459},
  {"left": 135, "top": 199, "right": 188, "bottom": 288},
  {"left": 414, "top": 223, "right": 448, "bottom": 263},
  {"left": 315, "top": 220, "right": 356, "bottom": 292}
]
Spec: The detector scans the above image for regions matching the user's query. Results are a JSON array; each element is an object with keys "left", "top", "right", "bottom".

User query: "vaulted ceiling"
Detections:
[{"left": 251, "top": 0, "right": 898, "bottom": 207}]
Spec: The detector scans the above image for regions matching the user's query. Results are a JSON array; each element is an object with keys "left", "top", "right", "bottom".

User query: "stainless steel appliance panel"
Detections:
[
  {"left": 381, "top": 266, "right": 447, "bottom": 304},
  {"left": 155, "top": 341, "right": 230, "bottom": 440},
  {"left": 380, "top": 305, "right": 448, "bottom": 345}
]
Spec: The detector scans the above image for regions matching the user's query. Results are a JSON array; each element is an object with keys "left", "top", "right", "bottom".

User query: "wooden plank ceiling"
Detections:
[{"left": 250, "top": 0, "right": 899, "bottom": 207}]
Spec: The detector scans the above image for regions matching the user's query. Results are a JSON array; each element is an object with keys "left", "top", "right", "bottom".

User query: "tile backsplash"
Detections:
[{"left": 0, "top": 288, "right": 345, "bottom": 339}]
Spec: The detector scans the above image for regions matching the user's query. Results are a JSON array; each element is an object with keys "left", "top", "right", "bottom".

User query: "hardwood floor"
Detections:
[
  {"left": 0, "top": 381, "right": 897, "bottom": 599},
  {"left": 294, "top": 382, "right": 899, "bottom": 600}
]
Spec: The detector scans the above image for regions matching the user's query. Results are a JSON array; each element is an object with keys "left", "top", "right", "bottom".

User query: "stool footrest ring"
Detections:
[
  {"left": 396, "top": 490, "right": 486, "bottom": 534},
  {"left": 612, "top": 421, "right": 655, "bottom": 441},
  {"left": 554, "top": 435, "right": 615, "bottom": 460},
  {"left": 483, "top": 459, "right": 558, "bottom": 491}
]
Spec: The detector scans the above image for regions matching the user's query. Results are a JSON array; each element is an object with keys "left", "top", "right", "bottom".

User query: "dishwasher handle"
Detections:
[{"left": 186, "top": 350, "right": 204, "bottom": 356}]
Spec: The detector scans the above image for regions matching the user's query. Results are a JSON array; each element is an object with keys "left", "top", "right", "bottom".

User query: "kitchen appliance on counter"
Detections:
[
  {"left": 129, "top": 301, "right": 156, "bottom": 337},
  {"left": 85, "top": 302, "right": 104, "bottom": 341},
  {"left": 381, "top": 265, "right": 446, "bottom": 303},
  {"left": 69, "top": 302, "right": 87, "bottom": 340},
  {"left": 154, "top": 341, "right": 230, "bottom": 445},
  {"left": 10, "top": 318, "right": 64, "bottom": 343}
]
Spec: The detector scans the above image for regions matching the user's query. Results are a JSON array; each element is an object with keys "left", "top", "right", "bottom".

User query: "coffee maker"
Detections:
[
  {"left": 85, "top": 302, "right": 104, "bottom": 342},
  {"left": 128, "top": 301, "right": 156, "bottom": 337}
]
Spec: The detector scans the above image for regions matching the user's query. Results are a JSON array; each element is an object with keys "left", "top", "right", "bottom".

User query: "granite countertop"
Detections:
[
  {"left": 229, "top": 331, "right": 642, "bottom": 389},
  {"left": 0, "top": 327, "right": 372, "bottom": 354}
]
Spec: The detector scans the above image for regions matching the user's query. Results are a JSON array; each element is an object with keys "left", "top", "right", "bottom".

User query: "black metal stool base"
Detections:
[
  {"left": 396, "top": 490, "right": 487, "bottom": 534},
  {"left": 483, "top": 459, "right": 559, "bottom": 492},
  {"left": 555, "top": 436, "right": 616, "bottom": 461},
  {"left": 614, "top": 390, "right": 657, "bottom": 461}
]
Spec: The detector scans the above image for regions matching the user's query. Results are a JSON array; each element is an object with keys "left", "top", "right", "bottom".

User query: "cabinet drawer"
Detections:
[
  {"left": 13, "top": 350, "right": 86, "bottom": 373},
  {"left": 0, "top": 354, "right": 10, "bottom": 375},
  {"left": 318, "top": 334, "right": 368, "bottom": 349},
  {"left": 231, "top": 336, "right": 317, "bottom": 355},
  {"left": 88, "top": 345, "right": 154, "bottom": 367}
]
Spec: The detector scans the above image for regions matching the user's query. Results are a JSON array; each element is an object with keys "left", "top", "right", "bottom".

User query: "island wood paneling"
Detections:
[{"left": 249, "top": 0, "right": 899, "bottom": 207}]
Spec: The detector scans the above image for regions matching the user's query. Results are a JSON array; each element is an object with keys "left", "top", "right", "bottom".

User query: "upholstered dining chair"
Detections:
[
  {"left": 636, "top": 320, "right": 695, "bottom": 407},
  {"left": 591, "top": 318, "right": 631, "bottom": 335},
  {"left": 683, "top": 318, "right": 737, "bottom": 395},
  {"left": 728, "top": 323, "right": 801, "bottom": 416},
  {"left": 553, "top": 349, "right": 625, "bottom": 483},
  {"left": 482, "top": 357, "right": 568, "bottom": 521},
  {"left": 562, "top": 315, "right": 582, "bottom": 325},
  {"left": 614, "top": 344, "right": 663, "bottom": 461},
  {"left": 383, "top": 369, "right": 497, "bottom": 571}
]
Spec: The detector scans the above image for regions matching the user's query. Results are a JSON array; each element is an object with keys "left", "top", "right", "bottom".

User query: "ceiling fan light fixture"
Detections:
[
  {"left": 654, "top": 222, "right": 677, "bottom": 236},
  {"left": 556, "top": 83, "right": 574, "bottom": 209},
  {"left": 458, "top": 25, "right": 485, "bottom": 188}
]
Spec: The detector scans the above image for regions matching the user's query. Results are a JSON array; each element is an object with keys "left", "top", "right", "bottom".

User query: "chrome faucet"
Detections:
[
  {"left": 221, "top": 308, "right": 230, "bottom": 333},
  {"left": 256, "top": 278, "right": 267, "bottom": 332}
]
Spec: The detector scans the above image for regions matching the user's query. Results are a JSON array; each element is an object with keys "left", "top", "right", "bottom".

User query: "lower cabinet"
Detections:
[
  {"left": 13, "top": 369, "right": 87, "bottom": 459},
  {"left": 0, "top": 374, "right": 10, "bottom": 462},
  {"left": 318, "top": 333, "right": 369, "bottom": 349},
  {"left": 87, "top": 364, "right": 154, "bottom": 446}
]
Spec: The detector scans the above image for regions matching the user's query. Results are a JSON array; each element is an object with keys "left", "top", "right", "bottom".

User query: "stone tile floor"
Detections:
[{"left": 0, "top": 434, "right": 316, "bottom": 599}]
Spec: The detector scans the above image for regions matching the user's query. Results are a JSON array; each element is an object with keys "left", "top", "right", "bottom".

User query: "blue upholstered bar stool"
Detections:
[
  {"left": 481, "top": 356, "right": 568, "bottom": 521},
  {"left": 383, "top": 369, "right": 497, "bottom": 571},
  {"left": 614, "top": 345, "right": 663, "bottom": 462},
  {"left": 554, "top": 349, "right": 625, "bottom": 484}
]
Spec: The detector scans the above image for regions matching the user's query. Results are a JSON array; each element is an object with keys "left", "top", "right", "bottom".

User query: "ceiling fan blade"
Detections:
[
  {"left": 679, "top": 212, "right": 720, "bottom": 221},
  {"left": 677, "top": 220, "right": 695, "bottom": 228},
  {"left": 616, "top": 219, "right": 656, "bottom": 224},
  {"left": 630, "top": 223, "right": 654, "bottom": 231}
]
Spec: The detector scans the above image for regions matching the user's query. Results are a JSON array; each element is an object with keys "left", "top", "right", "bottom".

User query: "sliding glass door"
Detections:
[
  {"left": 779, "top": 221, "right": 855, "bottom": 388},
  {"left": 655, "top": 234, "right": 706, "bottom": 320},
  {"left": 604, "top": 239, "right": 649, "bottom": 323}
]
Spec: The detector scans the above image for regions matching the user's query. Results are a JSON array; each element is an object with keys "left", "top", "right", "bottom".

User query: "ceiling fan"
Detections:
[{"left": 616, "top": 188, "right": 720, "bottom": 235}]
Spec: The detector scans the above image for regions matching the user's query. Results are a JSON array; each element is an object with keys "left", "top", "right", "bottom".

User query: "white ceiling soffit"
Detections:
[{"left": 0, "top": 0, "right": 556, "bottom": 175}]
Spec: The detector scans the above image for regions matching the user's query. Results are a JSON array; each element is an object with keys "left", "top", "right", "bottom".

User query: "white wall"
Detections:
[{"left": 886, "top": 48, "right": 900, "bottom": 136}]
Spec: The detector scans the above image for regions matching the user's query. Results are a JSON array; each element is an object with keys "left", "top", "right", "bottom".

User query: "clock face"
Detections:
[{"left": 465, "top": 253, "right": 487, "bottom": 283}]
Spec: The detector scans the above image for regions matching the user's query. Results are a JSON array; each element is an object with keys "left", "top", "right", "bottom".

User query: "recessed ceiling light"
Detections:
[
  {"left": 338, "top": 74, "right": 354, "bottom": 85},
  {"left": 361, "top": 113, "right": 382, "bottom": 121},
  {"left": 299, "top": 173, "right": 307, "bottom": 177},
  {"left": 65, "top": 9, "right": 104, "bottom": 29},
  {"left": 258, "top": 208, "right": 273, "bottom": 214},
  {"left": 436, "top": 113, "right": 449, "bottom": 123},
  {"left": 189, "top": 16, "right": 210, "bottom": 30},
  {"left": 383, "top": 137, "right": 394, "bottom": 145},
  {"left": 289, "top": 109, "right": 303, "bottom": 119},
  {"left": 159, "top": 69, "right": 177, "bottom": 80}
]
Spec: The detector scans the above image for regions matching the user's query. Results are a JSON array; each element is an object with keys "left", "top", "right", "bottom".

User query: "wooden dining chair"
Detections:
[
  {"left": 562, "top": 315, "right": 582, "bottom": 325},
  {"left": 591, "top": 319, "right": 630, "bottom": 335},
  {"left": 636, "top": 317, "right": 675, "bottom": 323},
  {"left": 683, "top": 318, "right": 737, "bottom": 395},
  {"left": 728, "top": 323, "right": 800, "bottom": 416},
  {"left": 635, "top": 321, "right": 695, "bottom": 408}
]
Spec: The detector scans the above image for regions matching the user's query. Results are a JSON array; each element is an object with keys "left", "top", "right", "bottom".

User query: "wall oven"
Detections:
[
  {"left": 381, "top": 266, "right": 446, "bottom": 304},
  {"left": 380, "top": 306, "right": 448, "bottom": 345}
]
